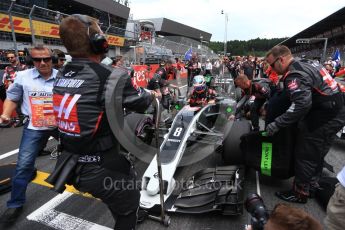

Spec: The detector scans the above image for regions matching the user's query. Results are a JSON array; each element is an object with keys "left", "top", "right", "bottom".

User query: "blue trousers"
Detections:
[{"left": 7, "top": 125, "right": 57, "bottom": 208}]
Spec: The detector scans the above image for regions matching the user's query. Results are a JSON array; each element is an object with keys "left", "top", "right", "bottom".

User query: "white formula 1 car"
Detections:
[
  {"left": 105, "top": 73, "right": 251, "bottom": 225},
  {"left": 136, "top": 78, "right": 251, "bottom": 215}
]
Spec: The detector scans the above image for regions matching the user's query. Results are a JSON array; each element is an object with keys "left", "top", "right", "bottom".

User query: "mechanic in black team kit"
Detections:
[
  {"left": 147, "top": 59, "right": 178, "bottom": 109},
  {"left": 235, "top": 73, "right": 272, "bottom": 131},
  {"left": 46, "top": 14, "right": 155, "bottom": 230},
  {"left": 265, "top": 45, "right": 345, "bottom": 204},
  {"left": 186, "top": 53, "right": 202, "bottom": 87},
  {"left": 189, "top": 75, "right": 217, "bottom": 107}
]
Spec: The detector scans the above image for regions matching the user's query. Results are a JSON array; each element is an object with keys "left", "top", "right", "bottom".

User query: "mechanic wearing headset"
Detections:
[{"left": 46, "top": 14, "right": 156, "bottom": 230}]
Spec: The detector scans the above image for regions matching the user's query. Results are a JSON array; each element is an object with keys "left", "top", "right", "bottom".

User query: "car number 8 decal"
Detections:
[{"left": 173, "top": 127, "right": 183, "bottom": 137}]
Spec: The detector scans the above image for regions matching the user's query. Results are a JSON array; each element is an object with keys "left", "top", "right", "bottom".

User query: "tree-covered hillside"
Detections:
[{"left": 209, "top": 37, "right": 287, "bottom": 56}]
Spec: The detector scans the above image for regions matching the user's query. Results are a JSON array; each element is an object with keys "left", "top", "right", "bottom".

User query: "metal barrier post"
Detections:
[
  {"left": 8, "top": 0, "right": 18, "bottom": 56},
  {"left": 177, "top": 43, "right": 183, "bottom": 57},
  {"left": 105, "top": 25, "right": 112, "bottom": 34},
  {"left": 322, "top": 38, "right": 328, "bottom": 64},
  {"left": 105, "top": 13, "right": 111, "bottom": 35},
  {"left": 29, "top": 5, "right": 36, "bottom": 46}
]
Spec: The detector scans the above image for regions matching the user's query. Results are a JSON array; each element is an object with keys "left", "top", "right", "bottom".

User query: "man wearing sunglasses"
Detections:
[
  {"left": 2, "top": 52, "right": 27, "bottom": 90},
  {"left": 0, "top": 45, "right": 58, "bottom": 223},
  {"left": 52, "top": 49, "right": 66, "bottom": 70},
  {"left": 265, "top": 45, "right": 345, "bottom": 204},
  {"left": 1, "top": 52, "right": 27, "bottom": 127}
]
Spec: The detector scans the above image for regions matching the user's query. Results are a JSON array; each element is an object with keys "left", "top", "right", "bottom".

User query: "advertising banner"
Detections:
[
  {"left": 132, "top": 63, "right": 187, "bottom": 88},
  {"left": 0, "top": 13, "right": 125, "bottom": 46},
  {"left": 106, "top": 35, "right": 125, "bottom": 47},
  {"left": 0, "top": 13, "right": 59, "bottom": 38},
  {"left": 131, "top": 64, "right": 161, "bottom": 87}
]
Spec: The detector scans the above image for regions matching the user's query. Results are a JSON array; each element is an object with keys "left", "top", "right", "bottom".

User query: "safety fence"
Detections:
[
  {"left": 294, "top": 45, "right": 345, "bottom": 63},
  {"left": 154, "top": 36, "right": 218, "bottom": 61},
  {"left": 0, "top": 1, "right": 217, "bottom": 64}
]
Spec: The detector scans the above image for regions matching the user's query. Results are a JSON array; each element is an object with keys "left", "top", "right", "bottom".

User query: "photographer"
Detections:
[
  {"left": 46, "top": 14, "right": 154, "bottom": 230},
  {"left": 246, "top": 194, "right": 322, "bottom": 230}
]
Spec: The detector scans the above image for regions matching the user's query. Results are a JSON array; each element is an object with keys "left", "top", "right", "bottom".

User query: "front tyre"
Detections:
[{"left": 222, "top": 120, "right": 251, "bottom": 165}]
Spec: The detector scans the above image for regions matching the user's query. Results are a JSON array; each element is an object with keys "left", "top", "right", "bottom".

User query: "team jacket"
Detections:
[
  {"left": 275, "top": 59, "right": 343, "bottom": 128},
  {"left": 186, "top": 60, "right": 201, "bottom": 77},
  {"left": 53, "top": 59, "right": 153, "bottom": 154},
  {"left": 147, "top": 67, "right": 169, "bottom": 90},
  {"left": 189, "top": 88, "right": 217, "bottom": 106},
  {"left": 245, "top": 78, "right": 271, "bottom": 100}
]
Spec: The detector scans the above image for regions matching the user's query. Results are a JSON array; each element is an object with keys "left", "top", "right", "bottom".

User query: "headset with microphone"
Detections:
[{"left": 72, "top": 14, "right": 109, "bottom": 54}]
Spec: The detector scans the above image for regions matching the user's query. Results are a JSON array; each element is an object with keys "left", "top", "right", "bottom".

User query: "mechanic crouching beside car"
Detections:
[
  {"left": 234, "top": 73, "right": 271, "bottom": 131},
  {"left": 265, "top": 45, "right": 345, "bottom": 204},
  {"left": 46, "top": 14, "right": 155, "bottom": 230}
]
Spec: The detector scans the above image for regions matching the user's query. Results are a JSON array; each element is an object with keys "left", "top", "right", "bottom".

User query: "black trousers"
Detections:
[
  {"left": 266, "top": 89, "right": 291, "bottom": 125},
  {"left": 161, "top": 94, "right": 171, "bottom": 110},
  {"left": 250, "top": 98, "right": 266, "bottom": 130},
  {"left": 73, "top": 150, "right": 140, "bottom": 230},
  {"left": 187, "top": 73, "right": 194, "bottom": 87},
  {"left": 0, "top": 85, "right": 6, "bottom": 102},
  {"left": 294, "top": 106, "right": 345, "bottom": 195}
]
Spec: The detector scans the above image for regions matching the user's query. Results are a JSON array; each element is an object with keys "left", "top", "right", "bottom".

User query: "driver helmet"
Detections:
[{"left": 193, "top": 75, "right": 206, "bottom": 93}]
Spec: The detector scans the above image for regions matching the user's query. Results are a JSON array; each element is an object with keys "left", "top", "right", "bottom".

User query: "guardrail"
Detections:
[{"left": 1, "top": 2, "right": 217, "bottom": 63}]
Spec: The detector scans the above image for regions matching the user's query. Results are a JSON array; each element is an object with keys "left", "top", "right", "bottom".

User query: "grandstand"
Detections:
[
  {"left": 280, "top": 7, "right": 345, "bottom": 63},
  {"left": 126, "top": 18, "right": 217, "bottom": 63},
  {"left": 0, "top": 0, "right": 130, "bottom": 58},
  {"left": 0, "top": 0, "right": 216, "bottom": 65}
]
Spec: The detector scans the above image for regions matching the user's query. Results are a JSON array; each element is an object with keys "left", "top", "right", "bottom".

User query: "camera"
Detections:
[{"left": 245, "top": 193, "right": 269, "bottom": 230}]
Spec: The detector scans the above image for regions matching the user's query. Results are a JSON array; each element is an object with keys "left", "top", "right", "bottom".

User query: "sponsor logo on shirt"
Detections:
[
  {"left": 29, "top": 91, "right": 53, "bottom": 97},
  {"left": 55, "top": 79, "right": 85, "bottom": 88},
  {"left": 287, "top": 79, "right": 298, "bottom": 90},
  {"left": 53, "top": 93, "right": 81, "bottom": 133}
]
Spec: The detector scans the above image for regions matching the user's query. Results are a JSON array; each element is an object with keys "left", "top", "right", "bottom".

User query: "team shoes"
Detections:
[{"left": 275, "top": 190, "right": 308, "bottom": 204}]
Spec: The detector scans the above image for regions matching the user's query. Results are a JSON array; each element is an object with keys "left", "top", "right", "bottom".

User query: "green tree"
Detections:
[{"left": 209, "top": 37, "right": 287, "bottom": 56}]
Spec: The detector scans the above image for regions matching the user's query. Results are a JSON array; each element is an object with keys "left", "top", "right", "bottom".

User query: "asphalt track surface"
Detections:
[{"left": 0, "top": 80, "right": 344, "bottom": 229}]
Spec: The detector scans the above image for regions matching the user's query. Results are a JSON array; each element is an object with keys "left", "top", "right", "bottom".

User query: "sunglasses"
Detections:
[
  {"left": 59, "top": 58, "right": 66, "bottom": 61},
  {"left": 32, "top": 57, "right": 52, "bottom": 63},
  {"left": 270, "top": 57, "right": 280, "bottom": 68}
]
